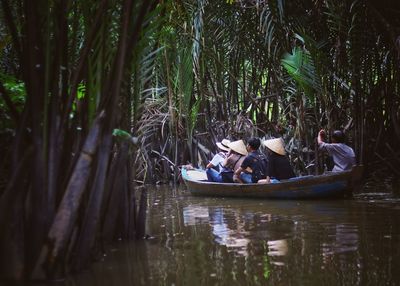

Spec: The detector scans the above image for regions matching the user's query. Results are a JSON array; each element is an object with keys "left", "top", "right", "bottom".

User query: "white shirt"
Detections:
[{"left": 209, "top": 152, "right": 227, "bottom": 169}]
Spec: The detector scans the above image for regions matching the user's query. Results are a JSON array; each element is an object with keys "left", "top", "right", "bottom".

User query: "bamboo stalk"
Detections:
[
  {"left": 0, "top": 146, "right": 33, "bottom": 280},
  {"left": 32, "top": 111, "right": 104, "bottom": 279},
  {"left": 71, "top": 132, "right": 113, "bottom": 271},
  {"left": 136, "top": 186, "right": 147, "bottom": 239},
  {"left": 102, "top": 142, "right": 130, "bottom": 242}
]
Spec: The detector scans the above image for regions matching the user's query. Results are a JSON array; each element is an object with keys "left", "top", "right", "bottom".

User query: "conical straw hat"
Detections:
[
  {"left": 216, "top": 139, "right": 231, "bottom": 152},
  {"left": 263, "top": 138, "right": 286, "bottom": 155},
  {"left": 227, "top": 140, "right": 248, "bottom": 156}
]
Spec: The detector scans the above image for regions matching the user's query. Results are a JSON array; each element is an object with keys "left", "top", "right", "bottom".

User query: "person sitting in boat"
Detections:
[
  {"left": 205, "top": 139, "right": 246, "bottom": 183},
  {"left": 318, "top": 129, "right": 356, "bottom": 172},
  {"left": 233, "top": 137, "right": 268, "bottom": 183},
  {"left": 221, "top": 140, "right": 248, "bottom": 182},
  {"left": 206, "top": 139, "right": 231, "bottom": 171},
  {"left": 258, "top": 138, "right": 295, "bottom": 183},
  {"left": 206, "top": 139, "right": 231, "bottom": 182}
]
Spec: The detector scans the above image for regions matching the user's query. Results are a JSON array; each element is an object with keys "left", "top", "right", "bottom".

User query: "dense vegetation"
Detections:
[{"left": 0, "top": 0, "right": 399, "bottom": 281}]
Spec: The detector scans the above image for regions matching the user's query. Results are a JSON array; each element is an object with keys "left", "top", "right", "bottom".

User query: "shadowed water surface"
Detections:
[{"left": 62, "top": 186, "right": 400, "bottom": 286}]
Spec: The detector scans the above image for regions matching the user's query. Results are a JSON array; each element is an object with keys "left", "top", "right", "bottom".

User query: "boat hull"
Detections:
[{"left": 182, "top": 167, "right": 363, "bottom": 199}]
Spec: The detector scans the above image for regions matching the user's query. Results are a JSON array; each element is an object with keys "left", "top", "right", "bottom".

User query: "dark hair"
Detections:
[
  {"left": 247, "top": 137, "right": 261, "bottom": 150},
  {"left": 332, "top": 130, "right": 345, "bottom": 143}
]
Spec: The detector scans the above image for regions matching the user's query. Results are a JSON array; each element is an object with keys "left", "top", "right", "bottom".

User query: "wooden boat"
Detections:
[{"left": 182, "top": 166, "right": 363, "bottom": 199}]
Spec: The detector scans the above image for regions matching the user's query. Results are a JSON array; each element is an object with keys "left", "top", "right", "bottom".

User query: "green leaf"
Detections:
[{"left": 113, "top": 129, "right": 132, "bottom": 140}]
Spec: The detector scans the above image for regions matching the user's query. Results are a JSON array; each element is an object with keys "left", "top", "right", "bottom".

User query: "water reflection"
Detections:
[
  {"left": 182, "top": 205, "right": 251, "bottom": 256},
  {"left": 209, "top": 208, "right": 250, "bottom": 256},
  {"left": 183, "top": 205, "right": 209, "bottom": 226},
  {"left": 267, "top": 239, "right": 288, "bottom": 257},
  {"left": 54, "top": 186, "right": 400, "bottom": 286},
  {"left": 182, "top": 201, "right": 361, "bottom": 267},
  {"left": 321, "top": 224, "right": 359, "bottom": 256}
]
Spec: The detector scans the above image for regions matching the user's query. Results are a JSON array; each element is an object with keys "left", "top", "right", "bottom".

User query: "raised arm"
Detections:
[{"left": 318, "top": 129, "right": 326, "bottom": 145}]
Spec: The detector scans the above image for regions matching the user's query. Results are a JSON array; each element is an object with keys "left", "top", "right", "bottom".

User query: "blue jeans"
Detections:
[
  {"left": 206, "top": 168, "right": 223, "bottom": 182},
  {"left": 240, "top": 173, "right": 253, "bottom": 183}
]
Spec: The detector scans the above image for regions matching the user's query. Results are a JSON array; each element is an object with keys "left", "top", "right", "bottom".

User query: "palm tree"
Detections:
[{"left": 0, "top": 0, "right": 162, "bottom": 280}]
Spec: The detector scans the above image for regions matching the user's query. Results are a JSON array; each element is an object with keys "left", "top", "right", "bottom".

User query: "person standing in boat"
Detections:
[
  {"left": 317, "top": 129, "right": 356, "bottom": 172},
  {"left": 258, "top": 138, "right": 295, "bottom": 183},
  {"left": 233, "top": 137, "right": 268, "bottom": 183},
  {"left": 206, "top": 139, "right": 231, "bottom": 182}
]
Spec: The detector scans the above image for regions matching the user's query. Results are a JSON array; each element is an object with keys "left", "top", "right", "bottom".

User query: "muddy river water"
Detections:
[{"left": 60, "top": 186, "right": 400, "bottom": 286}]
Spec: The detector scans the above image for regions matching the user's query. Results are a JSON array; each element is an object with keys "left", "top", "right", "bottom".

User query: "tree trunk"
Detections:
[{"left": 32, "top": 112, "right": 104, "bottom": 279}]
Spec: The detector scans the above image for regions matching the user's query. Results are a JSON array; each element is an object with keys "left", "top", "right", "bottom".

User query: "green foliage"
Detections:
[
  {"left": 263, "top": 255, "right": 270, "bottom": 280},
  {"left": 0, "top": 73, "right": 26, "bottom": 131},
  {"left": 188, "top": 97, "right": 201, "bottom": 135},
  {"left": 1, "top": 74, "right": 26, "bottom": 107},
  {"left": 1, "top": 0, "right": 398, "bottom": 182},
  {"left": 260, "top": 0, "right": 288, "bottom": 58},
  {"left": 129, "top": 2, "right": 166, "bottom": 125},
  {"left": 77, "top": 83, "right": 86, "bottom": 100},
  {"left": 281, "top": 46, "right": 319, "bottom": 104},
  {"left": 174, "top": 47, "right": 196, "bottom": 137},
  {"left": 113, "top": 128, "right": 132, "bottom": 141}
]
